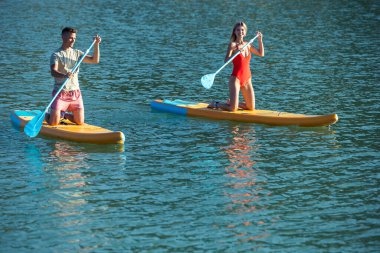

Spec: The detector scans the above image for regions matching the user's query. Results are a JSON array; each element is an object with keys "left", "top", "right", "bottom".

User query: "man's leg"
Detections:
[
  {"left": 64, "top": 90, "right": 84, "bottom": 125},
  {"left": 65, "top": 108, "right": 84, "bottom": 125},
  {"left": 49, "top": 109, "right": 62, "bottom": 126}
]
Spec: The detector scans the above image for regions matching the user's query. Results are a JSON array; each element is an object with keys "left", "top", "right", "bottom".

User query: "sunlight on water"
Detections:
[{"left": 0, "top": 0, "right": 379, "bottom": 252}]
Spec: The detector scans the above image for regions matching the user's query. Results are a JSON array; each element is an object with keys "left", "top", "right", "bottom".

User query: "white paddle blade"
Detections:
[
  {"left": 201, "top": 73, "right": 215, "bottom": 89},
  {"left": 24, "top": 112, "right": 44, "bottom": 137}
]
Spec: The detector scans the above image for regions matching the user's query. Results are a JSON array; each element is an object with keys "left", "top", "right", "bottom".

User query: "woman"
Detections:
[{"left": 209, "top": 22, "right": 264, "bottom": 111}]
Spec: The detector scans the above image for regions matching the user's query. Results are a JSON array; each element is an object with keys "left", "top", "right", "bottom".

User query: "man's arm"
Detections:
[
  {"left": 83, "top": 35, "right": 101, "bottom": 64},
  {"left": 50, "top": 64, "right": 72, "bottom": 78}
]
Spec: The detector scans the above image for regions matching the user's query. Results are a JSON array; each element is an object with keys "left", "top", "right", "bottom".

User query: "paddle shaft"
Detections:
[
  {"left": 214, "top": 34, "right": 259, "bottom": 75},
  {"left": 44, "top": 39, "right": 96, "bottom": 114},
  {"left": 23, "top": 38, "right": 97, "bottom": 137}
]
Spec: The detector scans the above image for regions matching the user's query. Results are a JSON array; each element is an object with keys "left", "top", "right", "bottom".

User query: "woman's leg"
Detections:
[
  {"left": 208, "top": 76, "right": 241, "bottom": 111},
  {"left": 241, "top": 79, "right": 255, "bottom": 110},
  {"left": 225, "top": 76, "right": 241, "bottom": 111}
]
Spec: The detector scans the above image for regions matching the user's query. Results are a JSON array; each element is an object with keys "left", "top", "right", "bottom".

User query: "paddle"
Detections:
[
  {"left": 24, "top": 39, "right": 97, "bottom": 138},
  {"left": 201, "top": 34, "right": 259, "bottom": 89}
]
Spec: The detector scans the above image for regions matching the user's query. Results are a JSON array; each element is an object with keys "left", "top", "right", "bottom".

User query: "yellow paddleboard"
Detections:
[
  {"left": 151, "top": 99, "right": 338, "bottom": 127},
  {"left": 11, "top": 110, "right": 125, "bottom": 144}
]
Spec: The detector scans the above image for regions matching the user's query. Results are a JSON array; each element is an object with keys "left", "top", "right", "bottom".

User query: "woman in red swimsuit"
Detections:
[{"left": 210, "top": 22, "right": 264, "bottom": 111}]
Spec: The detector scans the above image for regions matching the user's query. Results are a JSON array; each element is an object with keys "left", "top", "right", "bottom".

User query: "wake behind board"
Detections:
[
  {"left": 11, "top": 110, "right": 125, "bottom": 144},
  {"left": 151, "top": 99, "right": 338, "bottom": 127}
]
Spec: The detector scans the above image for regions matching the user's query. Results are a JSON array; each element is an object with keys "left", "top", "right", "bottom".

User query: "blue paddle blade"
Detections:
[
  {"left": 201, "top": 73, "right": 215, "bottom": 89},
  {"left": 24, "top": 112, "right": 45, "bottom": 137}
]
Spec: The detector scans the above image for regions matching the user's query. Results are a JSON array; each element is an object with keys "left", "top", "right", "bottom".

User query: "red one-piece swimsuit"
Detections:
[{"left": 231, "top": 52, "right": 251, "bottom": 87}]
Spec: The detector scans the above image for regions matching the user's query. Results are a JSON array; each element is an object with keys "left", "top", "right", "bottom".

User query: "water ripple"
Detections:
[{"left": 1, "top": 0, "right": 379, "bottom": 252}]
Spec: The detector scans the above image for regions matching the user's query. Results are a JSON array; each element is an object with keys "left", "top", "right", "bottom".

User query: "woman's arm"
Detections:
[
  {"left": 250, "top": 32, "right": 264, "bottom": 57},
  {"left": 225, "top": 42, "right": 236, "bottom": 62}
]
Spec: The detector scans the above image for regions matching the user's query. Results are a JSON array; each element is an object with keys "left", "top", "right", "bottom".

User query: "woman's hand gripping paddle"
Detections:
[
  {"left": 201, "top": 34, "right": 259, "bottom": 89},
  {"left": 24, "top": 39, "right": 97, "bottom": 138}
]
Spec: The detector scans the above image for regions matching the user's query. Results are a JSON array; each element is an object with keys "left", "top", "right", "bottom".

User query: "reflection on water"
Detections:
[
  {"left": 24, "top": 141, "right": 91, "bottom": 230},
  {"left": 1, "top": 0, "right": 379, "bottom": 251},
  {"left": 20, "top": 139, "right": 128, "bottom": 251},
  {"left": 49, "top": 142, "right": 89, "bottom": 220},
  {"left": 223, "top": 126, "right": 271, "bottom": 244},
  {"left": 24, "top": 143, "right": 46, "bottom": 195},
  {"left": 47, "top": 142, "right": 95, "bottom": 250}
]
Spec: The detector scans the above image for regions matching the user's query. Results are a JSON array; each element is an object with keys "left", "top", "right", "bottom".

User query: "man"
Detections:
[{"left": 49, "top": 27, "right": 101, "bottom": 125}]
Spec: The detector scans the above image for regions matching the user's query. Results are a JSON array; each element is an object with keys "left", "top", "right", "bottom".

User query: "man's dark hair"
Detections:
[{"left": 61, "top": 27, "right": 77, "bottom": 35}]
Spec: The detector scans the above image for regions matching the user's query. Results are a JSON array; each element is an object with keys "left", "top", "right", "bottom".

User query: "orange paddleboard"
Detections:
[
  {"left": 11, "top": 110, "right": 125, "bottom": 144},
  {"left": 151, "top": 99, "right": 338, "bottom": 127}
]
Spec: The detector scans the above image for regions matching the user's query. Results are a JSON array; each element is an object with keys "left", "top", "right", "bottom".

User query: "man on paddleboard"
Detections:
[{"left": 48, "top": 27, "right": 101, "bottom": 125}]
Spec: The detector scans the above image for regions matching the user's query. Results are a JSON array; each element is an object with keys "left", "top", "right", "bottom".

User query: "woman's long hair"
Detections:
[{"left": 230, "top": 21, "right": 248, "bottom": 42}]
